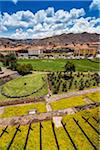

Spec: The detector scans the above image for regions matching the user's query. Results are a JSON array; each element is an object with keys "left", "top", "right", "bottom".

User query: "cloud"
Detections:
[
  {"left": 11, "top": 28, "right": 29, "bottom": 39},
  {"left": 12, "top": 0, "right": 18, "bottom": 4},
  {"left": 0, "top": 7, "right": 100, "bottom": 39},
  {"left": 69, "top": 17, "right": 100, "bottom": 34},
  {"left": 89, "top": 0, "right": 100, "bottom": 10}
]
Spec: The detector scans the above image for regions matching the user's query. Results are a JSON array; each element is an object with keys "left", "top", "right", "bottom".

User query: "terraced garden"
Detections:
[
  {"left": 0, "top": 107, "right": 99, "bottom": 150},
  {"left": 0, "top": 58, "right": 99, "bottom": 150}
]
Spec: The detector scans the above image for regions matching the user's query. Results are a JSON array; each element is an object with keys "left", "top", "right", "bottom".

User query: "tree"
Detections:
[
  {"left": 16, "top": 64, "right": 33, "bottom": 75},
  {"left": 93, "top": 73, "right": 100, "bottom": 86},
  {"left": 64, "top": 61, "right": 75, "bottom": 72},
  {"left": 79, "top": 79, "right": 84, "bottom": 90},
  {"left": 62, "top": 82, "right": 67, "bottom": 92},
  {"left": 2, "top": 53, "right": 17, "bottom": 70},
  {"left": 85, "top": 80, "right": 90, "bottom": 88}
]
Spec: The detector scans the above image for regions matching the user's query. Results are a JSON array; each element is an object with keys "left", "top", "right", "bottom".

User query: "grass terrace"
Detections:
[
  {"left": 0, "top": 102, "right": 46, "bottom": 118},
  {"left": 50, "top": 91, "right": 99, "bottom": 111},
  {"left": 50, "top": 96, "right": 86, "bottom": 111}
]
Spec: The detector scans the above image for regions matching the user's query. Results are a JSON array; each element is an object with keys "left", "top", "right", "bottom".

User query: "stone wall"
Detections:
[
  {"left": 0, "top": 73, "right": 19, "bottom": 86},
  {"left": 0, "top": 96, "right": 45, "bottom": 107}
]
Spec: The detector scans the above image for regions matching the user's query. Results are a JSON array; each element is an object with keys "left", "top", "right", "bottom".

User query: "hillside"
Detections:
[{"left": 0, "top": 32, "right": 99, "bottom": 51}]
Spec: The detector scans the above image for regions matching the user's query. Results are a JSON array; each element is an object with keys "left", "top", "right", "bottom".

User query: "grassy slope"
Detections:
[
  {"left": 0, "top": 102, "right": 46, "bottom": 118},
  {"left": 18, "top": 59, "right": 99, "bottom": 72},
  {"left": 0, "top": 73, "right": 48, "bottom": 101},
  {"left": 2, "top": 73, "right": 45, "bottom": 97},
  {"left": 0, "top": 83, "right": 48, "bottom": 102},
  {"left": 0, "top": 107, "right": 99, "bottom": 150}
]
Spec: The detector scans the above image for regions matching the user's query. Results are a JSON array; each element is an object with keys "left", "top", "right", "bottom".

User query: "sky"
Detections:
[{"left": 0, "top": 0, "right": 100, "bottom": 39}]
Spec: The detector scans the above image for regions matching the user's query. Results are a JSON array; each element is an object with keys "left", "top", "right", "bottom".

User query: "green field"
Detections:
[
  {"left": 18, "top": 59, "right": 99, "bottom": 72},
  {"left": 50, "top": 96, "right": 86, "bottom": 111},
  {"left": 1, "top": 73, "right": 48, "bottom": 99},
  {"left": 0, "top": 102, "right": 46, "bottom": 118},
  {"left": 0, "top": 107, "right": 99, "bottom": 150}
]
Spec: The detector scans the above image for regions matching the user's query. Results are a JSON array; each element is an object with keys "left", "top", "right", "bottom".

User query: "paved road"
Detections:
[{"left": 46, "top": 87, "right": 100, "bottom": 103}]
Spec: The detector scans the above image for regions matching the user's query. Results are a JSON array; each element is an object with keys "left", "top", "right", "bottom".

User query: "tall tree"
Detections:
[{"left": 64, "top": 61, "right": 75, "bottom": 72}]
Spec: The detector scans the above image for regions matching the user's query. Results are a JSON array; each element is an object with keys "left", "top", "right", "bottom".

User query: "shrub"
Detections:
[
  {"left": 64, "top": 61, "right": 75, "bottom": 72},
  {"left": 16, "top": 64, "right": 33, "bottom": 75}
]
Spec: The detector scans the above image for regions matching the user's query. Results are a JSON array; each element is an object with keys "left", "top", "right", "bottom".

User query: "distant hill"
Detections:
[{"left": 0, "top": 32, "right": 99, "bottom": 51}]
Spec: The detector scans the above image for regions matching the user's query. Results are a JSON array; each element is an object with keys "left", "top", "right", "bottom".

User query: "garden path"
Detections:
[{"left": 46, "top": 87, "right": 100, "bottom": 103}]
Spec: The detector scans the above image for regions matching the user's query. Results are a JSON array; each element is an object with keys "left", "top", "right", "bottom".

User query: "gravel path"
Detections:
[{"left": 46, "top": 87, "right": 100, "bottom": 103}]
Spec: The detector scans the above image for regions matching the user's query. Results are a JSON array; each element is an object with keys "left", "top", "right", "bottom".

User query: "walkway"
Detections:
[{"left": 46, "top": 87, "right": 100, "bottom": 103}]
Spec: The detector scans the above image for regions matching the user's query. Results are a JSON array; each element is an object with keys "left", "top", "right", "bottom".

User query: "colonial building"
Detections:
[{"left": 16, "top": 48, "right": 43, "bottom": 59}]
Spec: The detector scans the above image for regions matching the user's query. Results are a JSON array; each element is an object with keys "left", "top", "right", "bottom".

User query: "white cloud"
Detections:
[
  {"left": 11, "top": 28, "right": 29, "bottom": 39},
  {"left": 68, "top": 17, "right": 100, "bottom": 34},
  {"left": 46, "top": 7, "right": 54, "bottom": 17},
  {"left": 12, "top": 0, "right": 18, "bottom": 4},
  {"left": 0, "top": 7, "right": 100, "bottom": 39},
  {"left": 89, "top": 0, "right": 100, "bottom": 10},
  {"left": 2, "top": 11, "right": 35, "bottom": 28}
]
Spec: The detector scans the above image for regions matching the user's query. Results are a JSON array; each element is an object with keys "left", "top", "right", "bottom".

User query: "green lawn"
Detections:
[
  {"left": 1, "top": 73, "right": 48, "bottom": 99},
  {"left": 0, "top": 102, "right": 46, "bottom": 118},
  {"left": 50, "top": 96, "right": 86, "bottom": 111},
  {"left": 18, "top": 59, "right": 99, "bottom": 72},
  {"left": 0, "top": 107, "right": 99, "bottom": 150}
]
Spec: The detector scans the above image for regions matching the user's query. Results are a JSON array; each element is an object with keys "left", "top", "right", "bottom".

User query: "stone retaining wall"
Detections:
[
  {"left": 0, "top": 97, "right": 45, "bottom": 107},
  {"left": 0, "top": 73, "right": 19, "bottom": 86}
]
